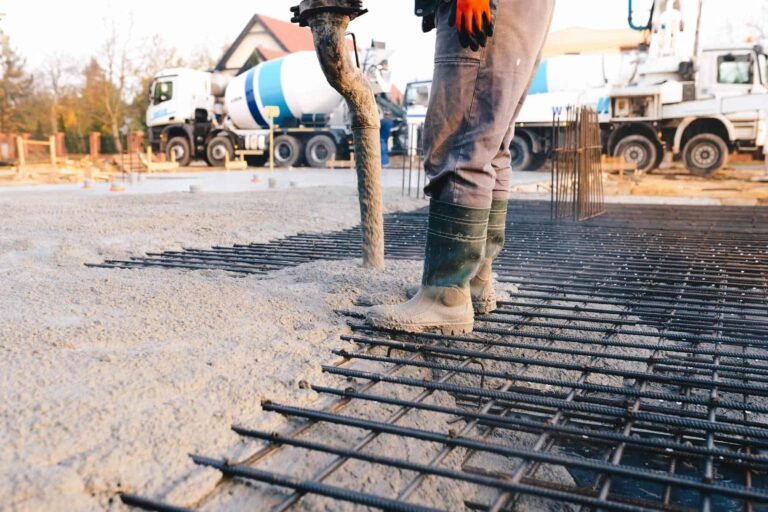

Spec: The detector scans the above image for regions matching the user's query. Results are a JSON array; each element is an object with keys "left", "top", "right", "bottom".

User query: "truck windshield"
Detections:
[
  {"left": 405, "top": 82, "right": 431, "bottom": 108},
  {"left": 153, "top": 81, "right": 174, "bottom": 104},
  {"left": 717, "top": 54, "right": 752, "bottom": 85}
]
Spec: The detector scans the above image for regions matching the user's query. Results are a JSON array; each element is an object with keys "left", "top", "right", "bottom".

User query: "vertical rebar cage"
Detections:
[{"left": 551, "top": 106, "right": 606, "bottom": 221}]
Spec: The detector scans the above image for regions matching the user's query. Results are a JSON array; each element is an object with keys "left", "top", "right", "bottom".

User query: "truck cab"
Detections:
[
  {"left": 697, "top": 46, "right": 767, "bottom": 99},
  {"left": 147, "top": 69, "right": 216, "bottom": 166}
]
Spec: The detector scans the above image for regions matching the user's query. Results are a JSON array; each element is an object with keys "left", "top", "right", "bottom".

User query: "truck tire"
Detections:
[
  {"left": 273, "top": 135, "right": 303, "bottom": 168},
  {"left": 510, "top": 135, "right": 533, "bottom": 170},
  {"left": 166, "top": 136, "right": 192, "bottom": 167},
  {"left": 613, "top": 134, "right": 658, "bottom": 174},
  {"left": 528, "top": 152, "right": 549, "bottom": 171},
  {"left": 682, "top": 134, "right": 728, "bottom": 177},
  {"left": 205, "top": 136, "right": 234, "bottom": 168},
  {"left": 305, "top": 135, "right": 337, "bottom": 168}
]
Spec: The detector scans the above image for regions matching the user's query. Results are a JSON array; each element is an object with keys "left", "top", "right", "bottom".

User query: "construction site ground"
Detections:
[
  {"left": 0, "top": 186, "right": 429, "bottom": 511},
  {"left": 603, "top": 162, "right": 768, "bottom": 205},
  {"left": 0, "top": 166, "right": 766, "bottom": 511}
]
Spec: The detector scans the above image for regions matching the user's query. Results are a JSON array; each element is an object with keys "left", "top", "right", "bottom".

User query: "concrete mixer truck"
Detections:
[{"left": 147, "top": 49, "right": 404, "bottom": 168}]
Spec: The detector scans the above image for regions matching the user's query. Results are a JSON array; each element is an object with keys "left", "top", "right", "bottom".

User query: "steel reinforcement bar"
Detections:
[{"left": 116, "top": 201, "right": 768, "bottom": 511}]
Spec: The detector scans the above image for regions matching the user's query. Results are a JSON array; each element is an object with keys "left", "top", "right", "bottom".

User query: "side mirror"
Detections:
[{"left": 628, "top": 0, "right": 654, "bottom": 31}]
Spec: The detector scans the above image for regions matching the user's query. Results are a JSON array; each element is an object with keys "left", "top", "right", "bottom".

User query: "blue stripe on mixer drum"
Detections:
[
  {"left": 245, "top": 68, "right": 268, "bottom": 128},
  {"left": 528, "top": 60, "right": 549, "bottom": 95},
  {"left": 258, "top": 59, "right": 293, "bottom": 126}
]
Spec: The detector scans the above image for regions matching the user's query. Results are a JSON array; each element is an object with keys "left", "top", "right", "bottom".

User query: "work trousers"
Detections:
[{"left": 423, "top": 0, "right": 555, "bottom": 208}]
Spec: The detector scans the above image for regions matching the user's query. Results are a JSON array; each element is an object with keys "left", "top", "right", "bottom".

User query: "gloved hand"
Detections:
[{"left": 448, "top": 0, "right": 494, "bottom": 51}]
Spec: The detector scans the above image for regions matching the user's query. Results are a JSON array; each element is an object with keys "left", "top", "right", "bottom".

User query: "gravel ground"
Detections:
[
  {"left": 0, "top": 186, "right": 672, "bottom": 512},
  {"left": 0, "top": 187, "right": 426, "bottom": 511}
]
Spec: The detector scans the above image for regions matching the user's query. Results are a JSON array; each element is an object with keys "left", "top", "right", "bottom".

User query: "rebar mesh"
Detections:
[{"left": 111, "top": 201, "right": 768, "bottom": 512}]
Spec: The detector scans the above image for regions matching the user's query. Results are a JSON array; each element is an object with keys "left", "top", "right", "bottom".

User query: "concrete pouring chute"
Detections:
[{"left": 290, "top": 0, "right": 385, "bottom": 270}]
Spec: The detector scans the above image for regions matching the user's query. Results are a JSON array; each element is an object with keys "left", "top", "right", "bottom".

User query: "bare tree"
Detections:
[
  {"left": 126, "top": 34, "right": 185, "bottom": 130},
  {"left": 187, "top": 45, "right": 217, "bottom": 71},
  {"left": 100, "top": 17, "right": 133, "bottom": 153},
  {"left": 43, "top": 54, "right": 76, "bottom": 135}
]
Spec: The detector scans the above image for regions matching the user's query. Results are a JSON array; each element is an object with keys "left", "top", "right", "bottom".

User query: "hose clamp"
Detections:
[{"left": 290, "top": 0, "right": 368, "bottom": 27}]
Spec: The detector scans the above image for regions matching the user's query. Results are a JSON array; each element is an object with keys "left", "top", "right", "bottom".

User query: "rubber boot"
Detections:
[
  {"left": 469, "top": 199, "right": 508, "bottom": 314},
  {"left": 404, "top": 199, "right": 508, "bottom": 315},
  {"left": 366, "top": 200, "right": 489, "bottom": 334}
]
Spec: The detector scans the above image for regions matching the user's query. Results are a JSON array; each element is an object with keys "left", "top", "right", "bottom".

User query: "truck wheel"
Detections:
[
  {"left": 166, "top": 137, "right": 192, "bottom": 167},
  {"left": 205, "top": 136, "right": 234, "bottom": 168},
  {"left": 683, "top": 134, "right": 728, "bottom": 177},
  {"left": 528, "top": 152, "right": 549, "bottom": 171},
  {"left": 305, "top": 135, "right": 337, "bottom": 168},
  {"left": 510, "top": 135, "right": 533, "bottom": 170},
  {"left": 613, "top": 135, "right": 658, "bottom": 174},
  {"left": 273, "top": 135, "right": 303, "bottom": 168}
]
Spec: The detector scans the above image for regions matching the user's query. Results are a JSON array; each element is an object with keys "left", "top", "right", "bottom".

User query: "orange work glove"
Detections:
[{"left": 449, "top": 0, "right": 495, "bottom": 51}]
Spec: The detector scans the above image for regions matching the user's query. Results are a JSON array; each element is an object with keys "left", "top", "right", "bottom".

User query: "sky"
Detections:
[{"left": 0, "top": 0, "right": 765, "bottom": 90}]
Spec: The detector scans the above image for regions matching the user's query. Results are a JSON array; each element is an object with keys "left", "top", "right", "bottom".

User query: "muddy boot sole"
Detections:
[
  {"left": 366, "top": 317, "right": 474, "bottom": 336},
  {"left": 407, "top": 285, "right": 496, "bottom": 317},
  {"left": 472, "top": 297, "right": 497, "bottom": 316}
]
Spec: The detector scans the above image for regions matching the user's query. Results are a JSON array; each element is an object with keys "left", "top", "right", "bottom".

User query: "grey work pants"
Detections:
[{"left": 423, "top": 0, "right": 555, "bottom": 208}]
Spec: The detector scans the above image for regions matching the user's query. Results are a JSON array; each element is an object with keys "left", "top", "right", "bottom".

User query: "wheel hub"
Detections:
[
  {"left": 277, "top": 144, "right": 291, "bottom": 161},
  {"left": 692, "top": 144, "right": 717, "bottom": 167},
  {"left": 313, "top": 145, "right": 329, "bottom": 161},
  {"left": 625, "top": 144, "right": 646, "bottom": 164}
]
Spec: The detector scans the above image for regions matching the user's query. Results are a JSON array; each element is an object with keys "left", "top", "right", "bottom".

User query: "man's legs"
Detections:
[
  {"left": 367, "top": 0, "right": 555, "bottom": 334},
  {"left": 470, "top": 42, "right": 551, "bottom": 314},
  {"left": 423, "top": 0, "right": 555, "bottom": 208}
]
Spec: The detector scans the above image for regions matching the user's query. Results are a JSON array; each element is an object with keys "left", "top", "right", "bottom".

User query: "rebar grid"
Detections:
[{"left": 114, "top": 201, "right": 768, "bottom": 511}]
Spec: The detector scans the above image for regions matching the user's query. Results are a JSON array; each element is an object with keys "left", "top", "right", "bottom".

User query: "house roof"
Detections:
[
  {"left": 259, "top": 15, "right": 315, "bottom": 53},
  {"left": 216, "top": 14, "right": 315, "bottom": 74},
  {"left": 257, "top": 47, "right": 290, "bottom": 61}
]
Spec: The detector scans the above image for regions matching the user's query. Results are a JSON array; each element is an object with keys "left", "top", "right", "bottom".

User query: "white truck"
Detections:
[
  {"left": 147, "top": 47, "right": 404, "bottom": 168},
  {"left": 406, "top": 0, "right": 768, "bottom": 175}
]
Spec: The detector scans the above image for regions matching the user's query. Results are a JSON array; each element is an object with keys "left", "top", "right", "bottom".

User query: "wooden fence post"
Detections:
[
  {"left": 16, "top": 136, "right": 24, "bottom": 167},
  {"left": 49, "top": 136, "right": 57, "bottom": 165},
  {"left": 89, "top": 132, "right": 101, "bottom": 160}
]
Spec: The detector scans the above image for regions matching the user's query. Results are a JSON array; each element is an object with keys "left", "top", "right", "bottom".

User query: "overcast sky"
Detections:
[{"left": 1, "top": 0, "right": 765, "bottom": 90}]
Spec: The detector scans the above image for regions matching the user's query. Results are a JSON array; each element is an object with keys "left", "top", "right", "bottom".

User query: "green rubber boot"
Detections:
[
  {"left": 367, "top": 200, "right": 489, "bottom": 335},
  {"left": 469, "top": 199, "right": 508, "bottom": 315}
]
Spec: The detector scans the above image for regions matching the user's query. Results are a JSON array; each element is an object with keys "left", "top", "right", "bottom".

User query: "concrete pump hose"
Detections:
[{"left": 308, "top": 12, "right": 385, "bottom": 270}]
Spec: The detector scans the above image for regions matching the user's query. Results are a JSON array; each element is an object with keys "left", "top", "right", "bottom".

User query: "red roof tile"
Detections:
[{"left": 259, "top": 15, "right": 316, "bottom": 53}]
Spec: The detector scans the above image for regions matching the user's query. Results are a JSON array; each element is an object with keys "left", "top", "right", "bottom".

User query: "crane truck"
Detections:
[
  {"left": 146, "top": 46, "right": 404, "bottom": 168},
  {"left": 406, "top": 0, "right": 768, "bottom": 175}
]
